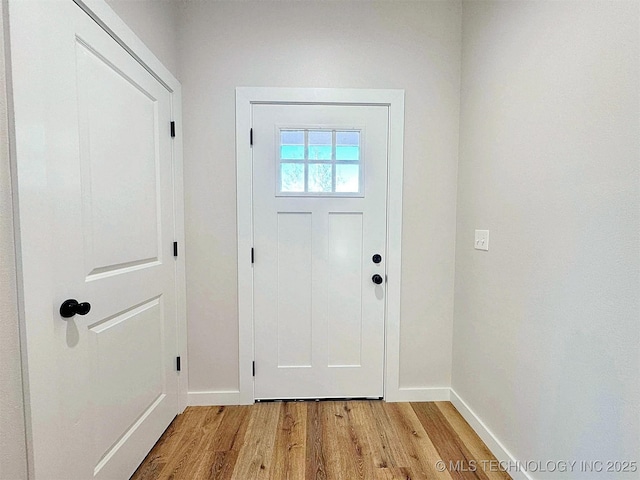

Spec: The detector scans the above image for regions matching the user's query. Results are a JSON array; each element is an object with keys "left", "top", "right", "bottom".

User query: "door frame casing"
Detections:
[
  {"left": 8, "top": 0, "right": 188, "bottom": 474},
  {"left": 236, "top": 87, "right": 405, "bottom": 404}
]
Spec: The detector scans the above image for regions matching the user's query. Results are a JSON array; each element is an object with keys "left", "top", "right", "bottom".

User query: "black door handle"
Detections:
[
  {"left": 372, "top": 274, "right": 384, "bottom": 285},
  {"left": 60, "top": 299, "right": 91, "bottom": 318}
]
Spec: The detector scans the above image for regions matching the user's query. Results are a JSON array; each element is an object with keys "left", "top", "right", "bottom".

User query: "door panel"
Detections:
[
  {"left": 253, "top": 104, "right": 388, "bottom": 399},
  {"left": 9, "top": 2, "right": 178, "bottom": 478},
  {"left": 276, "top": 212, "right": 313, "bottom": 368},
  {"left": 90, "top": 297, "right": 164, "bottom": 467},
  {"left": 327, "top": 212, "right": 363, "bottom": 367},
  {"left": 76, "top": 36, "right": 161, "bottom": 278}
]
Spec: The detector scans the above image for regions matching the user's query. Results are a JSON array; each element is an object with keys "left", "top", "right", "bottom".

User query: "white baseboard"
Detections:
[
  {"left": 188, "top": 390, "right": 241, "bottom": 406},
  {"left": 387, "top": 387, "right": 451, "bottom": 402},
  {"left": 450, "top": 389, "right": 532, "bottom": 480},
  {"left": 189, "top": 387, "right": 451, "bottom": 404}
]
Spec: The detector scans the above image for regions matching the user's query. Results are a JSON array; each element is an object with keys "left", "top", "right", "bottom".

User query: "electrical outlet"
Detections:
[{"left": 474, "top": 230, "right": 489, "bottom": 251}]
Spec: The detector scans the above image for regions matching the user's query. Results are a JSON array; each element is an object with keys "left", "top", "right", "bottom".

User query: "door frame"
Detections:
[
  {"left": 236, "top": 87, "right": 405, "bottom": 404},
  {"left": 8, "top": 0, "right": 188, "bottom": 474}
]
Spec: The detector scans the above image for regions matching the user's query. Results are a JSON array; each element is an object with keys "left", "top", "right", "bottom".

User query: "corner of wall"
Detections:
[
  {"left": 0, "top": 0, "right": 28, "bottom": 477},
  {"left": 450, "top": 389, "right": 532, "bottom": 480}
]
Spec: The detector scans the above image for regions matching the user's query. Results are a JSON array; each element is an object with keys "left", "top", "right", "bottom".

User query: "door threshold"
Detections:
[{"left": 255, "top": 397, "right": 383, "bottom": 403}]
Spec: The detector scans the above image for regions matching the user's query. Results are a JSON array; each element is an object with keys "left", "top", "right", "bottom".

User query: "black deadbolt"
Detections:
[
  {"left": 372, "top": 274, "right": 384, "bottom": 285},
  {"left": 60, "top": 299, "right": 91, "bottom": 318},
  {"left": 372, "top": 254, "right": 382, "bottom": 264}
]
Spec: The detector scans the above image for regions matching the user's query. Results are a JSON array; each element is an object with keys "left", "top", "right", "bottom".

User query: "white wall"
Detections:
[
  {"left": 105, "top": 0, "right": 178, "bottom": 77},
  {"left": 177, "top": 1, "right": 462, "bottom": 395},
  {"left": 453, "top": 1, "right": 639, "bottom": 478},
  {"left": 0, "top": 1, "right": 27, "bottom": 478}
]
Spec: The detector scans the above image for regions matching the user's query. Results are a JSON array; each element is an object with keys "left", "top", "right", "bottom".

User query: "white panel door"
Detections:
[
  {"left": 10, "top": 1, "right": 179, "bottom": 478},
  {"left": 253, "top": 104, "right": 388, "bottom": 399}
]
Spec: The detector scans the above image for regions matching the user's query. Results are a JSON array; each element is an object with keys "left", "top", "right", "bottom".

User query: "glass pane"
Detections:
[
  {"left": 280, "top": 163, "right": 305, "bottom": 192},
  {"left": 308, "top": 145, "right": 331, "bottom": 160},
  {"left": 336, "top": 164, "right": 360, "bottom": 193},
  {"left": 281, "top": 130, "right": 304, "bottom": 144},
  {"left": 336, "top": 146, "right": 359, "bottom": 161},
  {"left": 308, "top": 130, "right": 331, "bottom": 160},
  {"left": 336, "top": 131, "right": 360, "bottom": 161},
  {"left": 280, "top": 130, "right": 304, "bottom": 159},
  {"left": 281, "top": 145, "right": 305, "bottom": 159},
  {"left": 308, "top": 163, "right": 332, "bottom": 192},
  {"left": 336, "top": 131, "right": 359, "bottom": 146},
  {"left": 309, "top": 130, "right": 332, "bottom": 145}
]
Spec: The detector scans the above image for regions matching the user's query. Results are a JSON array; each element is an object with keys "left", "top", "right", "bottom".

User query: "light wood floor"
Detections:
[{"left": 131, "top": 401, "right": 511, "bottom": 480}]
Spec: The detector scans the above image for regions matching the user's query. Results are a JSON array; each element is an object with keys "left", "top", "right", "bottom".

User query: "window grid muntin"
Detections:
[{"left": 279, "top": 128, "right": 361, "bottom": 196}]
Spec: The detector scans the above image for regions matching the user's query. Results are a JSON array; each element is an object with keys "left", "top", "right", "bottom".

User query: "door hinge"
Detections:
[
  {"left": 251, "top": 248, "right": 254, "bottom": 264},
  {"left": 176, "top": 356, "right": 181, "bottom": 372},
  {"left": 170, "top": 121, "right": 176, "bottom": 138},
  {"left": 173, "top": 241, "right": 178, "bottom": 257},
  {"left": 250, "top": 128, "right": 253, "bottom": 146},
  {"left": 252, "top": 361, "right": 255, "bottom": 377}
]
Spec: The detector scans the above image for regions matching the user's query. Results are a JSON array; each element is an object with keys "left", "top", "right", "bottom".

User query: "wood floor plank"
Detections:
[
  {"left": 188, "top": 405, "right": 252, "bottom": 480},
  {"left": 347, "top": 401, "right": 387, "bottom": 471},
  {"left": 159, "top": 406, "right": 227, "bottom": 479},
  {"left": 349, "top": 399, "right": 413, "bottom": 477},
  {"left": 269, "top": 401, "right": 307, "bottom": 480},
  {"left": 129, "top": 450, "right": 166, "bottom": 480},
  {"left": 192, "top": 406, "right": 251, "bottom": 480},
  {"left": 136, "top": 408, "right": 207, "bottom": 480},
  {"left": 435, "top": 402, "right": 511, "bottom": 480},
  {"left": 384, "top": 402, "right": 454, "bottom": 480},
  {"left": 305, "top": 402, "right": 327, "bottom": 480},
  {"left": 320, "top": 401, "right": 358, "bottom": 479},
  {"left": 131, "top": 401, "right": 511, "bottom": 480},
  {"left": 206, "top": 405, "right": 252, "bottom": 452},
  {"left": 374, "top": 467, "right": 413, "bottom": 480},
  {"left": 131, "top": 407, "right": 200, "bottom": 480},
  {"left": 231, "top": 402, "right": 280, "bottom": 479},
  {"left": 335, "top": 401, "right": 376, "bottom": 480},
  {"left": 130, "top": 425, "right": 173, "bottom": 480},
  {"left": 411, "top": 402, "right": 490, "bottom": 480},
  {"left": 365, "top": 400, "right": 413, "bottom": 470},
  {"left": 175, "top": 406, "right": 230, "bottom": 479}
]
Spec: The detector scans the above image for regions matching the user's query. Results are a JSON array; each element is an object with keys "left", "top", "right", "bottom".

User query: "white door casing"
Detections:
[
  {"left": 252, "top": 104, "right": 388, "bottom": 399},
  {"left": 236, "top": 88, "right": 405, "bottom": 404},
  {"left": 9, "top": 1, "right": 186, "bottom": 478}
]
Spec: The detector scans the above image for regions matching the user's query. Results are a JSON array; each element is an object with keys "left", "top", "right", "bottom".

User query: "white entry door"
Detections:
[
  {"left": 252, "top": 104, "right": 389, "bottom": 399},
  {"left": 10, "top": 2, "right": 179, "bottom": 479}
]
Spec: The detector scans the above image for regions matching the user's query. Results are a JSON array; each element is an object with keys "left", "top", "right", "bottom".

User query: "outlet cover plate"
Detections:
[{"left": 474, "top": 230, "right": 489, "bottom": 251}]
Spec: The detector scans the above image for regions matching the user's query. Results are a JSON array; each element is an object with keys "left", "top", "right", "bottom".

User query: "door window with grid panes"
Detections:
[{"left": 278, "top": 129, "right": 363, "bottom": 196}]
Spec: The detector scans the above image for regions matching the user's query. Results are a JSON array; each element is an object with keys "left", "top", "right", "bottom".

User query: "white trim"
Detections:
[
  {"left": 390, "top": 387, "right": 451, "bottom": 402},
  {"left": 236, "top": 88, "right": 255, "bottom": 405},
  {"left": 381, "top": 90, "right": 405, "bottom": 404},
  {"left": 450, "top": 389, "right": 533, "bottom": 480},
  {"left": 171, "top": 89, "right": 188, "bottom": 413},
  {"left": 73, "top": 0, "right": 179, "bottom": 93},
  {"left": 188, "top": 391, "right": 242, "bottom": 407},
  {"left": 236, "top": 87, "right": 404, "bottom": 405}
]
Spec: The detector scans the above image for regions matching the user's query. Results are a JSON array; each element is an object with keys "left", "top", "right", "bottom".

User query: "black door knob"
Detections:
[
  {"left": 372, "top": 274, "right": 384, "bottom": 285},
  {"left": 372, "top": 254, "right": 382, "bottom": 264},
  {"left": 59, "top": 299, "right": 91, "bottom": 318}
]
